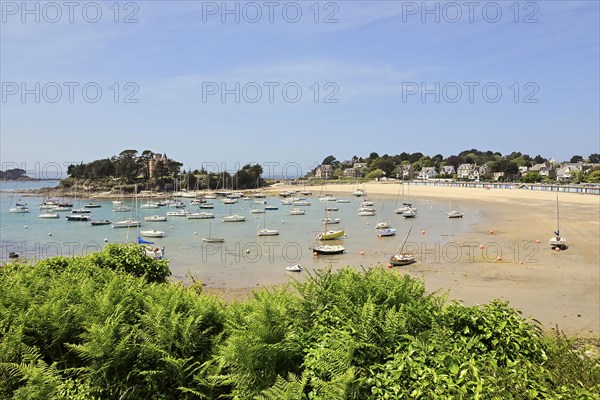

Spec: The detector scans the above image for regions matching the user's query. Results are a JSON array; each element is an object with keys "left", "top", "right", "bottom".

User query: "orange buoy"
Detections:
[
  {"left": 479, "top": 244, "right": 484, "bottom": 250},
  {"left": 360, "top": 251, "right": 365, "bottom": 255},
  {"left": 387, "top": 263, "right": 393, "bottom": 268},
  {"left": 496, "top": 256, "right": 502, "bottom": 261},
  {"left": 555, "top": 247, "right": 561, "bottom": 252},
  {"left": 489, "top": 229, "right": 494, "bottom": 234},
  {"left": 535, "top": 239, "right": 541, "bottom": 244},
  {"left": 313, "top": 251, "right": 318, "bottom": 256}
]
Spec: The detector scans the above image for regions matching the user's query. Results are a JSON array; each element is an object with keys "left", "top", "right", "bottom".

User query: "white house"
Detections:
[
  {"left": 418, "top": 167, "right": 437, "bottom": 180},
  {"left": 457, "top": 164, "right": 474, "bottom": 179},
  {"left": 440, "top": 165, "right": 455, "bottom": 176}
]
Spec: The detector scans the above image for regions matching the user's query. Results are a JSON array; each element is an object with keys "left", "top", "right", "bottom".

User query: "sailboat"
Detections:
[
  {"left": 112, "top": 186, "right": 141, "bottom": 228},
  {"left": 256, "top": 213, "right": 279, "bottom": 236},
  {"left": 375, "top": 202, "right": 391, "bottom": 229},
  {"left": 447, "top": 200, "right": 464, "bottom": 218},
  {"left": 389, "top": 227, "right": 416, "bottom": 266},
  {"left": 394, "top": 183, "right": 417, "bottom": 217},
  {"left": 140, "top": 229, "right": 166, "bottom": 238},
  {"left": 316, "top": 208, "right": 344, "bottom": 241},
  {"left": 549, "top": 195, "right": 567, "bottom": 250},
  {"left": 9, "top": 191, "right": 30, "bottom": 213},
  {"left": 222, "top": 203, "right": 245, "bottom": 222},
  {"left": 202, "top": 222, "right": 224, "bottom": 243}
]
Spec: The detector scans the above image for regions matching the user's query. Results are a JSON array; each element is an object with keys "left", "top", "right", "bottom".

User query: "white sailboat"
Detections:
[
  {"left": 389, "top": 227, "right": 416, "bottom": 266},
  {"left": 549, "top": 195, "right": 567, "bottom": 250},
  {"left": 256, "top": 213, "right": 279, "bottom": 236},
  {"left": 447, "top": 200, "right": 464, "bottom": 218},
  {"left": 140, "top": 229, "right": 166, "bottom": 238},
  {"left": 202, "top": 222, "right": 224, "bottom": 243}
]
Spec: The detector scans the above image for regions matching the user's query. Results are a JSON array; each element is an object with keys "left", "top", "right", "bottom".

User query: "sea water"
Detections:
[{"left": 0, "top": 184, "right": 482, "bottom": 287}]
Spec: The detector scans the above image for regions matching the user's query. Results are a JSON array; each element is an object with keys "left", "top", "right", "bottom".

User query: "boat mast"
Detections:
[{"left": 396, "top": 227, "right": 412, "bottom": 254}]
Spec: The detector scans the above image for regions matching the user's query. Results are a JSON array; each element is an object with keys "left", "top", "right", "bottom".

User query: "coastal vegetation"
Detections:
[
  {"left": 0, "top": 169, "right": 31, "bottom": 181},
  {"left": 63, "top": 150, "right": 266, "bottom": 192},
  {"left": 1, "top": 245, "right": 599, "bottom": 398}
]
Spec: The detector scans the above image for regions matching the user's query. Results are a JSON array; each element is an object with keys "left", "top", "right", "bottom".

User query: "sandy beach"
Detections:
[{"left": 209, "top": 183, "right": 599, "bottom": 337}]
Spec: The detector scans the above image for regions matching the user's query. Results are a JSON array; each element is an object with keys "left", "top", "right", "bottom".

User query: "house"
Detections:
[
  {"left": 493, "top": 172, "right": 505, "bottom": 181},
  {"left": 401, "top": 164, "right": 415, "bottom": 180},
  {"left": 529, "top": 162, "right": 553, "bottom": 178},
  {"left": 148, "top": 153, "right": 169, "bottom": 178},
  {"left": 418, "top": 167, "right": 437, "bottom": 180},
  {"left": 342, "top": 162, "right": 367, "bottom": 178},
  {"left": 473, "top": 165, "right": 489, "bottom": 180},
  {"left": 440, "top": 165, "right": 455, "bottom": 176},
  {"left": 315, "top": 164, "right": 333, "bottom": 180},
  {"left": 457, "top": 164, "right": 474, "bottom": 179},
  {"left": 556, "top": 163, "right": 582, "bottom": 181}
]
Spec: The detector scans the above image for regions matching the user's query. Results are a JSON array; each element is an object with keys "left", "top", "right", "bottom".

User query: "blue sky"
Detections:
[{"left": 1, "top": 1, "right": 598, "bottom": 178}]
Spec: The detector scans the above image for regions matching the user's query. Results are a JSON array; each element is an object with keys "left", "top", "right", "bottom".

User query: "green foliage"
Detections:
[
  {"left": 586, "top": 169, "right": 600, "bottom": 183},
  {"left": 521, "top": 171, "right": 543, "bottom": 183},
  {"left": 366, "top": 168, "right": 384, "bottom": 179},
  {"left": 87, "top": 243, "right": 171, "bottom": 283},
  {"left": 1, "top": 259, "right": 598, "bottom": 399}
]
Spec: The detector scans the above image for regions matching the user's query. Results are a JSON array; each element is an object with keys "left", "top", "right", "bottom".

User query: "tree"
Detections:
[
  {"left": 533, "top": 155, "right": 546, "bottom": 164},
  {"left": 366, "top": 168, "right": 384, "bottom": 179},
  {"left": 321, "top": 155, "right": 336, "bottom": 165},
  {"left": 371, "top": 157, "right": 395, "bottom": 177},
  {"left": 521, "top": 172, "right": 543, "bottom": 183},
  {"left": 589, "top": 153, "right": 600, "bottom": 163},
  {"left": 570, "top": 155, "right": 583, "bottom": 163},
  {"left": 585, "top": 169, "right": 600, "bottom": 183}
]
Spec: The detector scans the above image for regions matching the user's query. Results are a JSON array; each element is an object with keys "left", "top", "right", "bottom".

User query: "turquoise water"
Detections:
[{"left": 1, "top": 185, "right": 481, "bottom": 287}]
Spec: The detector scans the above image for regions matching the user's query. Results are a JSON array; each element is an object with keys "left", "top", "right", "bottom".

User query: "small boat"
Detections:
[
  {"left": 402, "top": 208, "right": 417, "bottom": 218},
  {"left": 293, "top": 200, "right": 311, "bottom": 206},
  {"left": 166, "top": 210, "right": 191, "bottom": 217},
  {"left": 257, "top": 213, "right": 279, "bottom": 236},
  {"left": 279, "top": 191, "right": 292, "bottom": 197},
  {"left": 319, "top": 195, "right": 337, "bottom": 202},
  {"left": 187, "top": 212, "right": 215, "bottom": 219},
  {"left": 113, "top": 205, "right": 132, "bottom": 212},
  {"left": 289, "top": 208, "right": 305, "bottom": 215},
  {"left": 253, "top": 193, "right": 266, "bottom": 199},
  {"left": 322, "top": 217, "right": 340, "bottom": 224},
  {"left": 265, "top": 205, "right": 279, "bottom": 210},
  {"left": 360, "top": 200, "right": 374, "bottom": 207},
  {"left": 325, "top": 206, "right": 339, "bottom": 211},
  {"left": 203, "top": 194, "right": 217, "bottom": 199},
  {"left": 155, "top": 201, "right": 167, "bottom": 206},
  {"left": 112, "top": 200, "right": 123, "bottom": 205},
  {"left": 447, "top": 200, "right": 463, "bottom": 218},
  {"left": 140, "top": 229, "right": 166, "bottom": 238},
  {"left": 140, "top": 203, "right": 159, "bottom": 209},
  {"left": 281, "top": 198, "right": 294, "bottom": 205},
  {"left": 191, "top": 199, "right": 206, "bottom": 205},
  {"left": 198, "top": 203, "right": 214, "bottom": 209},
  {"left": 66, "top": 214, "right": 91, "bottom": 221},
  {"left": 222, "top": 214, "right": 245, "bottom": 222},
  {"left": 8, "top": 251, "right": 20, "bottom": 259},
  {"left": 377, "top": 228, "right": 396, "bottom": 237},
  {"left": 316, "top": 229, "right": 345, "bottom": 241},
  {"left": 311, "top": 245, "right": 345, "bottom": 255},
  {"left": 250, "top": 208, "right": 266, "bottom": 214},
  {"left": 358, "top": 208, "right": 376, "bottom": 216},
  {"left": 72, "top": 208, "right": 91, "bottom": 214},
  {"left": 52, "top": 206, "right": 72, "bottom": 212},
  {"left": 38, "top": 212, "right": 59, "bottom": 219},
  {"left": 144, "top": 215, "right": 167, "bottom": 222},
  {"left": 549, "top": 195, "right": 567, "bottom": 250},
  {"left": 90, "top": 219, "right": 111, "bottom": 225},
  {"left": 257, "top": 228, "right": 279, "bottom": 236},
  {"left": 202, "top": 222, "right": 224, "bottom": 243},
  {"left": 83, "top": 203, "right": 101, "bottom": 208},
  {"left": 389, "top": 227, "right": 416, "bottom": 266},
  {"left": 286, "top": 264, "right": 303, "bottom": 272},
  {"left": 242, "top": 197, "right": 252, "bottom": 201},
  {"left": 375, "top": 221, "right": 391, "bottom": 229},
  {"left": 353, "top": 189, "right": 365, "bottom": 197},
  {"left": 9, "top": 206, "right": 30, "bottom": 213},
  {"left": 167, "top": 200, "right": 186, "bottom": 208},
  {"left": 222, "top": 198, "right": 237, "bottom": 204},
  {"left": 112, "top": 219, "right": 141, "bottom": 228},
  {"left": 447, "top": 210, "right": 464, "bottom": 218},
  {"left": 336, "top": 199, "right": 350, "bottom": 203}
]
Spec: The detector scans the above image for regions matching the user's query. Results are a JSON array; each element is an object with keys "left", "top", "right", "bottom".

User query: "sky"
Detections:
[{"left": 1, "top": 0, "right": 599, "bottom": 179}]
